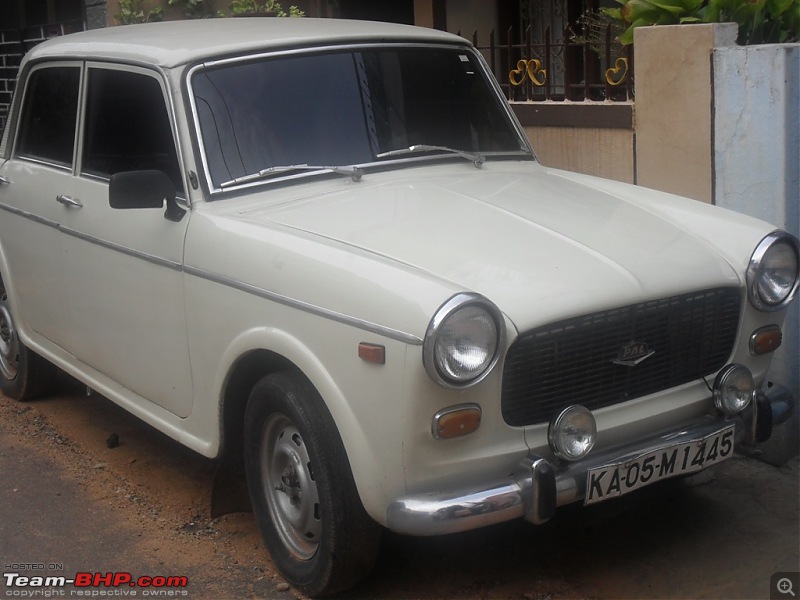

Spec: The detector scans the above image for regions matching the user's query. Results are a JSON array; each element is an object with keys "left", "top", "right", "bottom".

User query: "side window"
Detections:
[
  {"left": 82, "top": 68, "right": 183, "bottom": 192},
  {"left": 17, "top": 66, "right": 81, "bottom": 167}
]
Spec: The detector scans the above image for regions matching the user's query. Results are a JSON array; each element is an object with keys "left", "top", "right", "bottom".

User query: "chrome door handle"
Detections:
[
  {"left": 0, "top": 175, "right": 10, "bottom": 185},
  {"left": 56, "top": 195, "right": 83, "bottom": 208}
]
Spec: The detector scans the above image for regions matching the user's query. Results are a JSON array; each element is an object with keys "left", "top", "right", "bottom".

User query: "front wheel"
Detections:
[
  {"left": 243, "top": 372, "right": 381, "bottom": 597},
  {"left": 0, "top": 280, "right": 55, "bottom": 400}
]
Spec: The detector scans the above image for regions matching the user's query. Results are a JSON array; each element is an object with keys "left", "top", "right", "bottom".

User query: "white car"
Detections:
[{"left": 0, "top": 18, "right": 797, "bottom": 597}]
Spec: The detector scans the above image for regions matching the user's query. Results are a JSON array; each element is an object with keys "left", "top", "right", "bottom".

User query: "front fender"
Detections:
[{"left": 206, "top": 321, "right": 411, "bottom": 523}]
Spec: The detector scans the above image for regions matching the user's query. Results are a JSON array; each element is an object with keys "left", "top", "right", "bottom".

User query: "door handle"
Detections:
[
  {"left": 56, "top": 195, "right": 83, "bottom": 208},
  {"left": 0, "top": 175, "right": 10, "bottom": 185}
]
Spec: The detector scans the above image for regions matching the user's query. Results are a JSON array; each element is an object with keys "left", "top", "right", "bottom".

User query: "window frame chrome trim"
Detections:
[
  {"left": 746, "top": 230, "right": 800, "bottom": 312},
  {"left": 80, "top": 61, "right": 191, "bottom": 200},
  {"left": 10, "top": 61, "right": 84, "bottom": 170}
]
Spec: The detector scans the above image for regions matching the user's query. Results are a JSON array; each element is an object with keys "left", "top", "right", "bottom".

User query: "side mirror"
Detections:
[{"left": 109, "top": 170, "right": 186, "bottom": 222}]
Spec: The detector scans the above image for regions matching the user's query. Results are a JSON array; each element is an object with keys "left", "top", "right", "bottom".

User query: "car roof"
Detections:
[{"left": 24, "top": 18, "right": 470, "bottom": 69}]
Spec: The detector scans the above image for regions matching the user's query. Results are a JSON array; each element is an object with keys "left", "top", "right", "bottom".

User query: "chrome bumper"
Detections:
[{"left": 386, "top": 382, "right": 794, "bottom": 537}]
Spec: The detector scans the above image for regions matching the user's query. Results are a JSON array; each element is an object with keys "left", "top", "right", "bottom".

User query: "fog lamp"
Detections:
[
  {"left": 548, "top": 405, "right": 596, "bottom": 461},
  {"left": 713, "top": 364, "right": 754, "bottom": 416}
]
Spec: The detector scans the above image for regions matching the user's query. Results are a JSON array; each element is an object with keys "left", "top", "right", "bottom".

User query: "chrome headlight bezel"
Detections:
[
  {"left": 713, "top": 363, "right": 754, "bottom": 416},
  {"left": 548, "top": 405, "right": 597, "bottom": 461},
  {"left": 423, "top": 293, "right": 506, "bottom": 389},
  {"left": 746, "top": 231, "right": 800, "bottom": 312}
]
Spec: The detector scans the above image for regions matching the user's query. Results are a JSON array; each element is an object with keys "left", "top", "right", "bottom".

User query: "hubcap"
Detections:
[
  {"left": 0, "top": 292, "right": 20, "bottom": 381},
  {"left": 260, "top": 413, "right": 321, "bottom": 560}
]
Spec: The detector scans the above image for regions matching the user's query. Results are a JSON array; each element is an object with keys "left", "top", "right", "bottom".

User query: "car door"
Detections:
[
  {"left": 0, "top": 63, "right": 80, "bottom": 350},
  {"left": 56, "top": 63, "right": 194, "bottom": 417}
]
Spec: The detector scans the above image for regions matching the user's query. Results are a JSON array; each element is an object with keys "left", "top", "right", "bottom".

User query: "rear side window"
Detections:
[
  {"left": 16, "top": 66, "right": 81, "bottom": 167},
  {"left": 82, "top": 68, "right": 183, "bottom": 192}
]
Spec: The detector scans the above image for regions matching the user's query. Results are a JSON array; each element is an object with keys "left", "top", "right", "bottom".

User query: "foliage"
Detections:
[
  {"left": 228, "top": 0, "right": 305, "bottom": 17},
  {"left": 167, "top": 0, "right": 216, "bottom": 19},
  {"left": 601, "top": 0, "right": 800, "bottom": 44},
  {"left": 117, "top": 0, "right": 306, "bottom": 22},
  {"left": 115, "top": 0, "right": 165, "bottom": 24},
  {"left": 705, "top": 0, "right": 800, "bottom": 43},
  {"left": 569, "top": 10, "right": 627, "bottom": 54}
]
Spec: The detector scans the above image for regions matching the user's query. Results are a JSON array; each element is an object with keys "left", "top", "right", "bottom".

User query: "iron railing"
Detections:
[{"left": 471, "top": 24, "right": 634, "bottom": 103}]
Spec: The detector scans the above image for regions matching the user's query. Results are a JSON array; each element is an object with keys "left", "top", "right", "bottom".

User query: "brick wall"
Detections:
[{"left": 0, "top": 22, "right": 85, "bottom": 135}]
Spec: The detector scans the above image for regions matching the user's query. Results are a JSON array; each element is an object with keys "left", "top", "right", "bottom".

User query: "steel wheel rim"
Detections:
[
  {"left": 260, "top": 412, "right": 321, "bottom": 561},
  {"left": 0, "top": 292, "right": 20, "bottom": 381}
]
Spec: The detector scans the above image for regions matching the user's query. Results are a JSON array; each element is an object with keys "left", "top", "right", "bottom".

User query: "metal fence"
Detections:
[
  {"left": 471, "top": 24, "right": 634, "bottom": 103},
  {"left": 0, "top": 20, "right": 85, "bottom": 134}
]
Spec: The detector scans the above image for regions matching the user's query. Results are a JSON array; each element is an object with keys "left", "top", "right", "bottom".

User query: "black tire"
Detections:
[
  {"left": 0, "top": 278, "right": 55, "bottom": 401},
  {"left": 243, "top": 372, "right": 381, "bottom": 597}
]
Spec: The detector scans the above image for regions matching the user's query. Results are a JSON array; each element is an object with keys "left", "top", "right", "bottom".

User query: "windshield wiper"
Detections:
[
  {"left": 376, "top": 144, "right": 485, "bottom": 168},
  {"left": 220, "top": 163, "right": 363, "bottom": 189}
]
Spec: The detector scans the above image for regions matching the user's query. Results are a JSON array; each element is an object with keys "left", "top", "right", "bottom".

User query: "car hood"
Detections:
[{"left": 237, "top": 163, "right": 744, "bottom": 332}]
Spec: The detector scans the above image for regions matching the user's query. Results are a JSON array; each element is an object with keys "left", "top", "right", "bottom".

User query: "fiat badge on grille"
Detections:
[{"left": 612, "top": 341, "right": 655, "bottom": 366}]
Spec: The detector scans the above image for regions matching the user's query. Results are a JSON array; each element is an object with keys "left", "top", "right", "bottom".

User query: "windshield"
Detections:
[{"left": 191, "top": 46, "right": 530, "bottom": 190}]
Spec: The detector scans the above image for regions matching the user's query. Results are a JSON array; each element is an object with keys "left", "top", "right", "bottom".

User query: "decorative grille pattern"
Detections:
[{"left": 501, "top": 287, "right": 742, "bottom": 426}]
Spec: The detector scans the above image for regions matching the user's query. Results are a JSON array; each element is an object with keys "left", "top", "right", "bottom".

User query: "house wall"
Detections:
[
  {"left": 712, "top": 41, "right": 800, "bottom": 464},
  {"left": 524, "top": 125, "right": 634, "bottom": 182},
  {"left": 442, "top": 0, "right": 498, "bottom": 38},
  {"left": 633, "top": 23, "right": 738, "bottom": 203},
  {"left": 512, "top": 103, "right": 635, "bottom": 182}
]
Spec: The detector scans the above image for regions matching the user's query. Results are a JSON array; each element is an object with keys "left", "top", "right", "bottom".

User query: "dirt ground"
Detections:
[{"left": 1, "top": 381, "right": 798, "bottom": 600}]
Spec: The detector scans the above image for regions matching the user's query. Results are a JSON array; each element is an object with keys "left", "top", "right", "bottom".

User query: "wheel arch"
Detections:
[
  {"left": 0, "top": 243, "right": 12, "bottom": 298},
  {"left": 213, "top": 330, "right": 389, "bottom": 521},
  {"left": 218, "top": 348, "right": 296, "bottom": 467},
  {"left": 0, "top": 241, "right": 24, "bottom": 329}
]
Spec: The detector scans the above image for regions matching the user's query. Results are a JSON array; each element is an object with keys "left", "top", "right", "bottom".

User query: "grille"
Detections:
[{"left": 501, "top": 287, "right": 742, "bottom": 426}]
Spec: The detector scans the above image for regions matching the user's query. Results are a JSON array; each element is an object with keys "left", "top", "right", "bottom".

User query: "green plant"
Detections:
[
  {"left": 167, "top": 0, "right": 215, "bottom": 19},
  {"left": 228, "top": 0, "right": 305, "bottom": 17},
  {"left": 705, "top": 0, "right": 799, "bottom": 43},
  {"left": 602, "top": 0, "right": 799, "bottom": 44},
  {"left": 115, "top": 0, "right": 165, "bottom": 24},
  {"left": 601, "top": 0, "right": 707, "bottom": 44},
  {"left": 569, "top": 10, "right": 627, "bottom": 54}
]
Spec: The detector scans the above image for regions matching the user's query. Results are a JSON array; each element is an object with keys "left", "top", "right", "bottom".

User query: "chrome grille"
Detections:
[{"left": 501, "top": 287, "right": 742, "bottom": 426}]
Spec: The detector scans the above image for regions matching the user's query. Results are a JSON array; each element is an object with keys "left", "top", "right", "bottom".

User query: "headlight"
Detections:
[
  {"left": 423, "top": 293, "right": 505, "bottom": 388},
  {"left": 746, "top": 231, "right": 800, "bottom": 312},
  {"left": 713, "top": 364, "right": 754, "bottom": 415},
  {"left": 548, "top": 405, "right": 597, "bottom": 461}
]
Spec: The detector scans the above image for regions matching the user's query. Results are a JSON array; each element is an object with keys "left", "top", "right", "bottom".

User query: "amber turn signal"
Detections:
[
  {"left": 750, "top": 325, "right": 782, "bottom": 355},
  {"left": 358, "top": 342, "right": 386, "bottom": 364},
  {"left": 432, "top": 404, "right": 482, "bottom": 439}
]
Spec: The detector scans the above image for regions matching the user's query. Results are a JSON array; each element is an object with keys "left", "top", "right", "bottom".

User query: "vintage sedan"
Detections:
[{"left": 0, "top": 18, "right": 797, "bottom": 597}]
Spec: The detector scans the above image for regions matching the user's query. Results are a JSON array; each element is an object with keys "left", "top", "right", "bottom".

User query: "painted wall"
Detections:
[
  {"left": 633, "top": 23, "right": 738, "bottom": 203},
  {"left": 443, "top": 0, "right": 498, "bottom": 39},
  {"left": 713, "top": 42, "right": 800, "bottom": 464},
  {"left": 524, "top": 125, "right": 635, "bottom": 183}
]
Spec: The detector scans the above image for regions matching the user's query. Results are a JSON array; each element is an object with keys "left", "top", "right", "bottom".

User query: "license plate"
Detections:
[{"left": 585, "top": 425, "right": 735, "bottom": 505}]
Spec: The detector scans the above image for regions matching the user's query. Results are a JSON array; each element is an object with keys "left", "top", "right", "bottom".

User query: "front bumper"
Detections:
[{"left": 386, "top": 382, "right": 794, "bottom": 536}]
